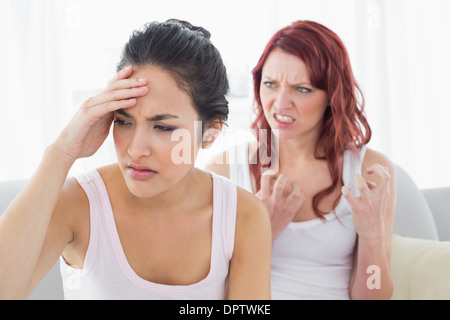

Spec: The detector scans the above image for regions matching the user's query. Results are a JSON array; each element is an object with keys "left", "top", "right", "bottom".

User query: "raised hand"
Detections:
[
  {"left": 53, "top": 66, "right": 148, "bottom": 163},
  {"left": 256, "top": 173, "right": 306, "bottom": 241},
  {"left": 341, "top": 165, "right": 391, "bottom": 238}
]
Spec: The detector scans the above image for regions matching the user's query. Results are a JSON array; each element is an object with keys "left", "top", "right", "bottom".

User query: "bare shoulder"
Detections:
[
  {"left": 361, "top": 148, "right": 397, "bottom": 228},
  {"left": 54, "top": 177, "right": 88, "bottom": 216},
  {"left": 205, "top": 150, "right": 230, "bottom": 179},
  {"left": 227, "top": 186, "right": 272, "bottom": 299},
  {"left": 53, "top": 176, "right": 89, "bottom": 236},
  {"left": 235, "top": 187, "right": 271, "bottom": 244},
  {"left": 362, "top": 148, "right": 396, "bottom": 180}
]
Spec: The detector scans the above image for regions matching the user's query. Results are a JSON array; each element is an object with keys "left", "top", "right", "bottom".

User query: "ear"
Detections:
[{"left": 202, "top": 121, "right": 223, "bottom": 149}]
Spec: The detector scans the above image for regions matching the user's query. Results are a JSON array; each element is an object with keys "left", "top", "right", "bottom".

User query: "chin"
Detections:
[
  {"left": 271, "top": 128, "right": 298, "bottom": 141},
  {"left": 122, "top": 175, "right": 164, "bottom": 199},
  {"left": 128, "top": 183, "right": 164, "bottom": 199}
]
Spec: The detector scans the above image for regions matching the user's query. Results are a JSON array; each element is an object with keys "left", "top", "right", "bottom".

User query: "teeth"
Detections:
[{"left": 275, "top": 114, "right": 295, "bottom": 123}]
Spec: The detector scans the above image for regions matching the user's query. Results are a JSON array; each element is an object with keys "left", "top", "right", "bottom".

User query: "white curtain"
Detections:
[
  {"left": 1, "top": 0, "right": 449, "bottom": 189},
  {"left": 353, "top": 0, "right": 450, "bottom": 189},
  {"left": 0, "top": 0, "right": 71, "bottom": 180}
]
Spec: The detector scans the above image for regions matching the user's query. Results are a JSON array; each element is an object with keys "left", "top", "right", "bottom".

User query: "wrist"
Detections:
[
  {"left": 43, "top": 143, "right": 76, "bottom": 173},
  {"left": 356, "top": 232, "right": 387, "bottom": 252}
]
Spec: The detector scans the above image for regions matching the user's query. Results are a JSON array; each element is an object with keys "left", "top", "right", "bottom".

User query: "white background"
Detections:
[{"left": 0, "top": 0, "right": 449, "bottom": 189}]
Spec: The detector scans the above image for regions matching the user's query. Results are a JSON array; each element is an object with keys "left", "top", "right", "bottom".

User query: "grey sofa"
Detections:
[
  {"left": 394, "top": 165, "right": 450, "bottom": 242},
  {"left": 0, "top": 165, "right": 449, "bottom": 300}
]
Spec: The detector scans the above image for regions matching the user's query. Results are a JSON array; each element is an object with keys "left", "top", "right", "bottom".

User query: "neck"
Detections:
[{"left": 277, "top": 132, "right": 322, "bottom": 168}]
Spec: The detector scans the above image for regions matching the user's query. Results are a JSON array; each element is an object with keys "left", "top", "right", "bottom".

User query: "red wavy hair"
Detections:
[{"left": 250, "top": 20, "right": 372, "bottom": 218}]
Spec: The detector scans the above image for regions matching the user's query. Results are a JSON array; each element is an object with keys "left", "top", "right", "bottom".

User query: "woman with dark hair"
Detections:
[
  {"left": 208, "top": 20, "right": 395, "bottom": 300},
  {"left": 0, "top": 19, "right": 271, "bottom": 300}
]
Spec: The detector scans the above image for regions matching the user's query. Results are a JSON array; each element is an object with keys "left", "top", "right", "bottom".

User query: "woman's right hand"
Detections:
[
  {"left": 256, "top": 173, "right": 306, "bottom": 241},
  {"left": 53, "top": 66, "right": 148, "bottom": 163}
]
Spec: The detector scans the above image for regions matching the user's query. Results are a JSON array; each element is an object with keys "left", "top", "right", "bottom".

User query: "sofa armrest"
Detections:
[
  {"left": 393, "top": 165, "right": 439, "bottom": 240},
  {"left": 0, "top": 179, "right": 64, "bottom": 300},
  {"left": 423, "top": 187, "right": 450, "bottom": 242},
  {"left": 0, "top": 180, "right": 26, "bottom": 213},
  {"left": 391, "top": 234, "right": 450, "bottom": 300}
]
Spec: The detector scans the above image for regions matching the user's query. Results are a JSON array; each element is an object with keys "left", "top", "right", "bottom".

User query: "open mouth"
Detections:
[{"left": 274, "top": 113, "right": 296, "bottom": 124}]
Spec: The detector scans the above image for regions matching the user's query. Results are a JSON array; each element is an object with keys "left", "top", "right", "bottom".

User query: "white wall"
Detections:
[{"left": 0, "top": 0, "right": 449, "bottom": 189}]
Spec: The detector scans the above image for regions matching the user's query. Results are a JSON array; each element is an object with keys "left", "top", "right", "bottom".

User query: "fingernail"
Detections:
[
  {"left": 342, "top": 186, "right": 350, "bottom": 196},
  {"left": 262, "top": 169, "right": 277, "bottom": 176},
  {"left": 292, "top": 183, "right": 300, "bottom": 195},
  {"left": 137, "top": 78, "right": 146, "bottom": 83}
]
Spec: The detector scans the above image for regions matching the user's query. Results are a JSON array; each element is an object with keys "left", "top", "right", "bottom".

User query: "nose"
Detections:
[
  {"left": 274, "top": 89, "right": 294, "bottom": 111},
  {"left": 127, "top": 129, "right": 151, "bottom": 160}
]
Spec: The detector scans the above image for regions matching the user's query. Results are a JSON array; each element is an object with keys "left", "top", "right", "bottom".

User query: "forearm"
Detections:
[
  {"left": 349, "top": 235, "right": 393, "bottom": 300},
  {"left": 0, "top": 144, "right": 74, "bottom": 299}
]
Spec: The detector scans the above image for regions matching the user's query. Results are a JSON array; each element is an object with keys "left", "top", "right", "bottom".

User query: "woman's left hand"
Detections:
[{"left": 342, "top": 164, "right": 391, "bottom": 238}]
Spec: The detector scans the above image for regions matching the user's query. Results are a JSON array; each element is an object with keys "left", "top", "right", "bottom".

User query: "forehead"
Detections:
[
  {"left": 262, "top": 48, "right": 310, "bottom": 82},
  {"left": 130, "top": 65, "right": 197, "bottom": 118}
]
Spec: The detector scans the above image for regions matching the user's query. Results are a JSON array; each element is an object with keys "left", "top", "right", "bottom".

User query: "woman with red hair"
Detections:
[{"left": 207, "top": 20, "right": 395, "bottom": 300}]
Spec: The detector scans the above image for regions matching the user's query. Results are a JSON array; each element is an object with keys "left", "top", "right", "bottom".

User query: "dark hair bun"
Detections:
[{"left": 165, "top": 19, "right": 211, "bottom": 40}]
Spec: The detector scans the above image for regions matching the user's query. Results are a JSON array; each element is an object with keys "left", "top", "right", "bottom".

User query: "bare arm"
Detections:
[
  {"left": 227, "top": 188, "right": 272, "bottom": 300},
  {"left": 343, "top": 149, "right": 396, "bottom": 300},
  {"left": 0, "top": 146, "right": 74, "bottom": 299},
  {"left": 0, "top": 66, "right": 147, "bottom": 299}
]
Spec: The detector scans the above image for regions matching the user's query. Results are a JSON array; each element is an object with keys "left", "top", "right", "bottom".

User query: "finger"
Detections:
[
  {"left": 272, "top": 174, "right": 288, "bottom": 200},
  {"left": 367, "top": 165, "right": 391, "bottom": 186},
  {"left": 284, "top": 183, "right": 305, "bottom": 215},
  {"left": 355, "top": 174, "right": 371, "bottom": 200},
  {"left": 341, "top": 186, "right": 360, "bottom": 208},
  {"left": 260, "top": 172, "right": 276, "bottom": 200},
  {"left": 84, "top": 86, "right": 148, "bottom": 109},
  {"left": 102, "top": 77, "right": 148, "bottom": 95},
  {"left": 368, "top": 165, "right": 391, "bottom": 198},
  {"left": 366, "top": 180, "right": 377, "bottom": 190},
  {"left": 87, "top": 98, "right": 137, "bottom": 120},
  {"left": 109, "top": 65, "right": 134, "bottom": 85}
]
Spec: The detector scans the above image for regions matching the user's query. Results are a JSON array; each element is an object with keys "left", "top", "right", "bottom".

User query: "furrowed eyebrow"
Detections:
[
  {"left": 147, "top": 114, "right": 180, "bottom": 121},
  {"left": 115, "top": 109, "right": 179, "bottom": 121},
  {"left": 116, "top": 109, "right": 132, "bottom": 118},
  {"left": 262, "top": 76, "right": 312, "bottom": 87}
]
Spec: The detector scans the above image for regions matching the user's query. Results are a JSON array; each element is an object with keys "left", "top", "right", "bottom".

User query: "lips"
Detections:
[
  {"left": 273, "top": 113, "right": 296, "bottom": 127},
  {"left": 126, "top": 164, "right": 157, "bottom": 181}
]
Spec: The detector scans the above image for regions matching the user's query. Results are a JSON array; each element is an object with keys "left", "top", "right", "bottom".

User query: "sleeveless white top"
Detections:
[
  {"left": 229, "top": 143, "right": 367, "bottom": 300},
  {"left": 60, "top": 170, "right": 237, "bottom": 300}
]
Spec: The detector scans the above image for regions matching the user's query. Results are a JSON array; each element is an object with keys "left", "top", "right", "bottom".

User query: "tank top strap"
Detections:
[
  {"left": 228, "top": 143, "right": 253, "bottom": 194},
  {"left": 210, "top": 172, "right": 237, "bottom": 262},
  {"left": 342, "top": 145, "right": 368, "bottom": 198},
  {"left": 72, "top": 170, "right": 109, "bottom": 274}
]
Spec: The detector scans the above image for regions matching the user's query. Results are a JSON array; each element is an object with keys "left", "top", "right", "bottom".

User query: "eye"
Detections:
[
  {"left": 154, "top": 125, "right": 176, "bottom": 132},
  {"left": 297, "top": 87, "right": 312, "bottom": 93},
  {"left": 263, "top": 81, "right": 276, "bottom": 89},
  {"left": 114, "top": 119, "right": 132, "bottom": 126}
]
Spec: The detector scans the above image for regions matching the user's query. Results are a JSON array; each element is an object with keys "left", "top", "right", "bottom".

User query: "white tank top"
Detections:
[
  {"left": 60, "top": 170, "right": 237, "bottom": 300},
  {"left": 229, "top": 143, "right": 367, "bottom": 300}
]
